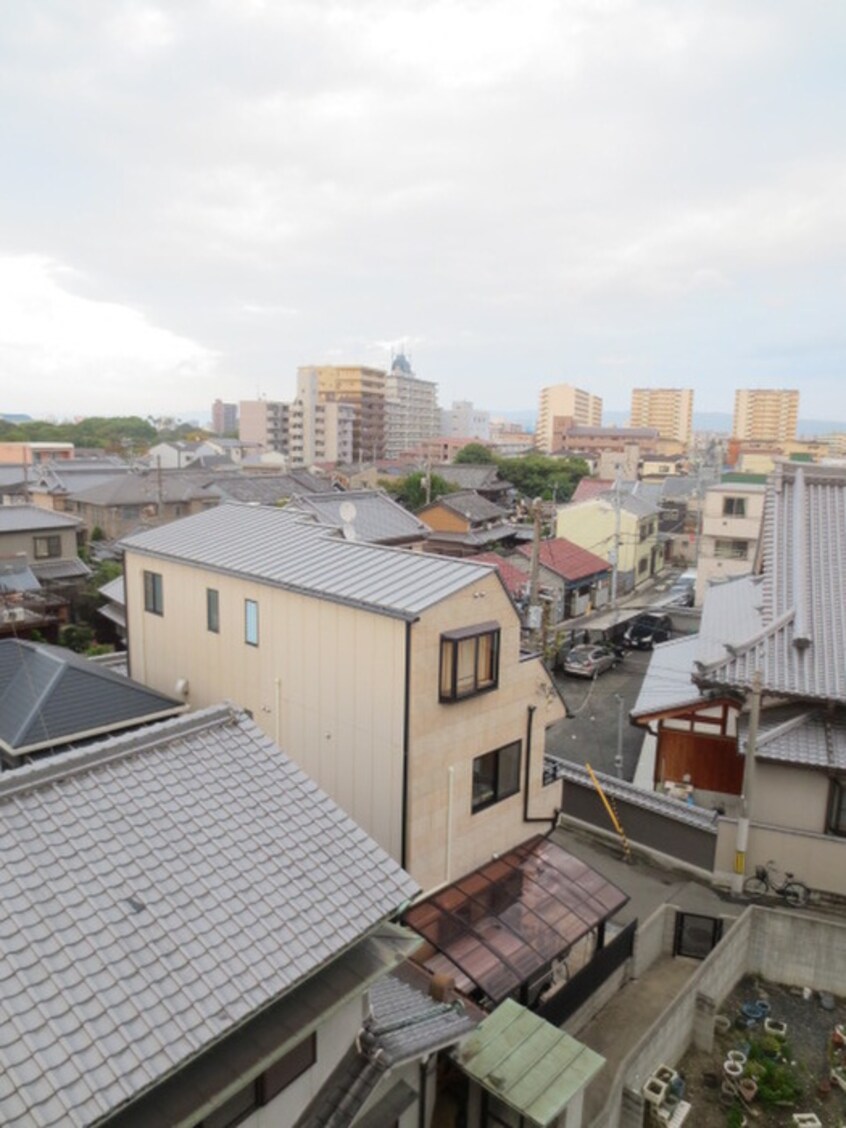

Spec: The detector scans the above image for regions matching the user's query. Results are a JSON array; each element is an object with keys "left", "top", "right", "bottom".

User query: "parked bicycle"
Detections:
[{"left": 743, "top": 860, "right": 809, "bottom": 907}]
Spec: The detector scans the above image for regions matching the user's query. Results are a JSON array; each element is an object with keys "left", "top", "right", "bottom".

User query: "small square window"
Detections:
[
  {"left": 245, "top": 599, "right": 259, "bottom": 646},
  {"left": 33, "top": 535, "right": 62, "bottom": 559},
  {"left": 207, "top": 588, "right": 220, "bottom": 633},
  {"left": 723, "top": 497, "right": 746, "bottom": 517},
  {"left": 472, "top": 741, "right": 521, "bottom": 812},
  {"left": 143, "top": 570, "right": 163, "bottom": 615}
]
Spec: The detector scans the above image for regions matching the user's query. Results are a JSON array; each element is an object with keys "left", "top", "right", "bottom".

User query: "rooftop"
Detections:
[
  {"left": 288, "top": 489, "right": 430, "bottom": 544},
  {"left": 0, "top": 504, "right": 82, "bottom": 532},
  {"left": 517, "top": 537, "right": 611, "bottom": 582}
]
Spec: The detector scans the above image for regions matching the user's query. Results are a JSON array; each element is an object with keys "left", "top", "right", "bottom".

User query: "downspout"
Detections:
[
  {"left": 402, "top": 619, "right": 413, "bottom": 870},
  {"left": 445, "top": 766, "right": 454, "bottom": 883},
  {"left": 274, "top": 677, "right": 281, "bottom": 746},
  {"left": 523, "top": 704, "right": 552, "bottom": 825}
]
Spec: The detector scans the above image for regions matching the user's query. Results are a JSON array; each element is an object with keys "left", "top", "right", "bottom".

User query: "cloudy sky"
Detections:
[{"left": 2, "top": 1, "right": 845, "bottom": 424}]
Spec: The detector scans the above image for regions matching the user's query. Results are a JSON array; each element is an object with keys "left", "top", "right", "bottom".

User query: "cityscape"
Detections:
[{"left": 2, "top": 3, "right": 846, "bottom": 1128}]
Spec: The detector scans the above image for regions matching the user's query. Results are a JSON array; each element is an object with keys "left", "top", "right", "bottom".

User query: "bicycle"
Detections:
[{"left": 743, "top": 860, "right": 809, "bottom": 907}]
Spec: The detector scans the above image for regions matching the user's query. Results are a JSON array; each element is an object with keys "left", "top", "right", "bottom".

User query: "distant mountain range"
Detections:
[{"left": 497, "top": 409, "right": 846, "bottom": 438}]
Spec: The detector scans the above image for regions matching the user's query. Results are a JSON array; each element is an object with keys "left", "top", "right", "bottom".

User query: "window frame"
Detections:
[
  {"left": 722, "top": 496, "right": 747, "bottom": 517},
  {"left": 439, "top": 622, "right": 500, "bottom": 702},
  {"left": 143, "top": 570, "right": 164, "bottom": 615},
  {"left": 207, "top": 588, "right": 220, "bottom": 634},
  {"left": 194, "top": 1033, "right": 316, "bottom": 1128},
  {"left": 472, "top": 740, "right": 522, "bottom": 813},
  {"left": 714, "top": 538, "right": 749, "bottom": 560},
  {"left": 244, "top": 598, "right": 259, "bottom": 646},
  {"left": 828, "top": 779, "right": 846, "bottom": 838},
  {"left": 33, "top": 534, "right": 62, "bottom": 559}
]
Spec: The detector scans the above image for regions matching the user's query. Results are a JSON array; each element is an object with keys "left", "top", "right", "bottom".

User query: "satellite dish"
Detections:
[{"left": 339, "top": 501, "right": 357, "bottom": 523}]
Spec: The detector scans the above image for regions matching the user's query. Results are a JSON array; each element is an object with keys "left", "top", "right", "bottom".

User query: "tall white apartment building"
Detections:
[
  {"left": 384, "top": 354, "right": 440, "bottom": 458},
  {"left": 733, "top": 389, "right": 799, "bottom": 443},
  {"left": 440, "top": 401, "right": 491, "bottom": 441},
  {"left": 291, "top": 370, "right": 355, "bottom": 467},
  {"left": 535, "top": 384, "right": 602, "bottom": 454},
  {"left": 630, "top": 388, "right": 693, "bottom": 445}
]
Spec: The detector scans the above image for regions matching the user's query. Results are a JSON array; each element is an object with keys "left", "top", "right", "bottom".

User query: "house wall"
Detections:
[
  {"left": 714, "top": 814, "right": 846, "bottom": 899},
  {"left": 696, "top": 485, "right": 765, "bottom": 603},
  {"left": 0, "top": 524, "right": 79, "bottom": 561},
  {"left": 124, "top": 554, "right": 408, "bottom": 867},
  {"left": 406, "top": 579, "right": 566, "bottom": 889},
  {"left": 555, "top": 504, "right": 660, "bottom": 593},
  {"left": 418, "top": 504, "right": 469, "bottom": 533},
  {"left": 751, "top": 761, "right": 831, "bottom": 834}
]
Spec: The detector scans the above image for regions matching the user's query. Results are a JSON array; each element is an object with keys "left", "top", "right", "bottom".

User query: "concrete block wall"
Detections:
[
  {"left": 632, "top": 905, "right": 672, "bottom": 978},
  {"left": 748, "top": 909, "right": 846, "bottom": 993}
]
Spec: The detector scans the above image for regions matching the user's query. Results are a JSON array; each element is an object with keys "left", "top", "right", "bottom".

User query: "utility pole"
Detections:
[
  {"left": 610, "top": 465, "right": 622, "bottom": 612},
  {"left": 528, "top": 497, "right": 543, "bottom": 653},
  {"left": 732, "top": 670, "right": 762, "bottom": 897},
  {"left": 614, "top": 693, "right": 625, "bottom": 779}
]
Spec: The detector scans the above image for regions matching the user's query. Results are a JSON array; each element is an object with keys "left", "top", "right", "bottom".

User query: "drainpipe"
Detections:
[
  {"left": 523, "top": 704, "right": 553, "bottom": 825},
  {"left": 732, "top": 670, "right": 762, "bottom": 896},
  {"left": 445, "top": 766, "right": 454, "bottom": 884},
  {"left": 274, "top": 677, "right": 281, "bottom": 746}
]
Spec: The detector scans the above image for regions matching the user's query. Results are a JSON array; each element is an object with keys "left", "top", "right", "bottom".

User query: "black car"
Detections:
[{"left": 622, "top": 612, "right": 672, "bottom": 650}]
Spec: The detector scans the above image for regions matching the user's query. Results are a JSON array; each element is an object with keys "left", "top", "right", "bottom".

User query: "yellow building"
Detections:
[
  {"left": 555, "top": 491, "right": 663, "bottom": 594},
  {"left": 733, "top": 388, "right": 799, "bottom": 443},
  {"left": 298, "top": 364, "right": 387, "bottom": 461},
  {"left": 630, "top": 388, "right": 693, "bottom": 445},
  {"left": 535, "top": 383, "right": 602, "bottom": 454}
]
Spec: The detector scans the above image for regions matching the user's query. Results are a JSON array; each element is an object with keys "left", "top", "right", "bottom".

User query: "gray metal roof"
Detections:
[
  {"left": 0, "top": 639, "right": 183, "bottom": 756},
  {"left": 0, "top": 558, "right": 40, "bottom": 593},
  {"left": 0, "top": 504, "right": 82, "bottom": 532},
  {"left": 696, "top": 463, "right": 846, "bottom": 702},
  {"left": 98, "top": 574, "right": 125, "bottom": 604},
  {"left": 288, "top": 489, "right": 430, "bottom": 544},
  {"left": 122, "top": 502, "right": 491, "bottom": 620},
  {"left": 0, "top": 705, "right": 418, "bottom": 1127},
  {"left": 630, "top": 636, "right": 705, "bottom": 719},
  {"left": 738, "top": 706, "right": 846, "bottom": 771}
]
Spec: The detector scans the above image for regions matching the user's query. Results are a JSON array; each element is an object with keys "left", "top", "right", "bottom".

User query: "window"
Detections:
[
  {"left": 714, "top": 539, "right": 749, "bottom": 560},
  {"left": 245, "top": 599, "right": 259, "bottom": 646},
  {"left": 440, "top": 622, "right": 500, "bottom": 701},
  {"left": 828, "top": 780, "right": 846, "bottom": 838},
  {"left": 472, "top": 741, "right": 521, "bottom": 812},
  {"left": 638, "top": 557, "right": 649, "bottom": 575},
  {"left": 194, "top": 1034, "right": 316, "bottom": 1128},
  {"left": 33, "top": 535, "right": 61, "bottom": 559},
  {"left": 207, "top": 588, "right": 220, "bottom": 633},
  {"left": 143, "top": 570, "right": 163, "bottom": 615},
  {"left": 723, "top": 497, "right": 746, "bottom": 517}
]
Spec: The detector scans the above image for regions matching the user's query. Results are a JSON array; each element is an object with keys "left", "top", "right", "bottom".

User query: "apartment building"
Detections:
[
  {"left": 290, "top": 369, "right": 355, "bottom": 467},
  {"left": 122, "top": 503, "right": 566, "bottom": 891},
  {"left": 695, "top": 481, "right": 766, "bottom": 604},
  {"left": 440, "top": 400, "right": 491, "bottom": 441},
  {"left": 298, "top": 364, "right": 387, "bottom": 461},
  {"left": 384, "top": 354, "right": 440, "bottom": 458},
  {"left": 535, "top": 384, "right": 602, "bottom": 454},
  {"left": 630, "top": 388, "right": 693, "bottom": 445},
  {"left": 732, "top": 388, "right": 799, "bottom": 443},
  {"left": 211, "top": 398, "right": 238, "bottom": 436},
  {"left": 239, "top": 398, "right": 291, "bottom": 456}
]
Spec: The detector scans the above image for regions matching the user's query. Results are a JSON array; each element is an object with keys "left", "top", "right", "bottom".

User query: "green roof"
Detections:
[{"left": 455, "top": 999, "right": 605, "bottom": 1126}]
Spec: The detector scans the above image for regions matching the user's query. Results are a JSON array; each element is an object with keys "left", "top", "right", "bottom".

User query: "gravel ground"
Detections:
[{"left": 671, "top": 975, "right": 846, "bottom": 1127}]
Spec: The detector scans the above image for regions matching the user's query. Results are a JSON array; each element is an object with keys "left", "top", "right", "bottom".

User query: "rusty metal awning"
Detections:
[{"left": 403, "top": 835, "right": 628, "bottom": 1004}]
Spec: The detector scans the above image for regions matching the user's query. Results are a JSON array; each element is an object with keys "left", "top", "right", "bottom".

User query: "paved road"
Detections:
[{"left": 545, "top": 647, "right": 653, "bottom": 781}]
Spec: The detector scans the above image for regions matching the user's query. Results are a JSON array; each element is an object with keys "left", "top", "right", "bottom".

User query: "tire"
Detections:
[
  {"left": 783, "top": 881, "right": 809, "bottom": 908},
  {"left": 743, "top": 876, "right": 768, "bottom": 900}
]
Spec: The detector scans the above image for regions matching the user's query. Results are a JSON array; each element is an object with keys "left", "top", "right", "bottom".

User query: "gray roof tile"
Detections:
[
  {"left": 0, "top": 705, "right": 417, "bottom": 1126},
  {"left": 123, "top": 501, "right": 491, "bottom": 619},
  {"left": 289, "top": 489, "right": 430, "bottom": 543},
  {"left": 0, "top": 505, "right": 82, "bottom": 532}
]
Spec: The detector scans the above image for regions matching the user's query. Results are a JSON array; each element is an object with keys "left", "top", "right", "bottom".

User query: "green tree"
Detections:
[
  {"left": 496, "top": 454, "right": 589, "bottom": 502},
  {"left": 382, "top": 472, "right": 454, "bottom": 511},
  {"left": 454, "top": 442, "right": 495, "bottom": 464}
]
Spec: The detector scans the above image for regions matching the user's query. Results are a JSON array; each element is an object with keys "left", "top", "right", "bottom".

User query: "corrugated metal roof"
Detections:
[
  {"left": 455, "top": 999, "right": 605, "bottom": 1127},
  {"left": 289, "top": 489, "right": 430, "bottom": 544},
  {"left": 630, "top": 636, "right": 704, "bottom": 719},
  {"left": 0, "top": 705, "right": 418, "bottom": 1127},
  {"left": 697, "top": 464, "right": 846, "bottom": 702},
  {"left": 122, "top": 503, "right": 490, "bottom": 619}
]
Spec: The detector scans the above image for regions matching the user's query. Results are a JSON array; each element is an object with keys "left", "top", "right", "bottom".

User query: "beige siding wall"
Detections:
[
  {"left": 751, "top": 762, "right": 830, "bottom": 834},
  {"left": 125, "top": 554, "right": 407, "bottom": 865},
  {"left": 0, "top": 525, "right": 78, "bottom": 560},
  {"left": 407, "top": 577, "right": 565, "bottom": 890}
]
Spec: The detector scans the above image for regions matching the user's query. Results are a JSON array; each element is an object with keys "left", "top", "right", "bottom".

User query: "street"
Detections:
[{"left": 545, "top": 647, "right": 653, "bottom": 780}]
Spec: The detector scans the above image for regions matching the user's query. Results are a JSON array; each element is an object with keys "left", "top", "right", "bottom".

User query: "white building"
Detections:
[{"left": 440, "top": 400, "right": 490, "bottom": 440}]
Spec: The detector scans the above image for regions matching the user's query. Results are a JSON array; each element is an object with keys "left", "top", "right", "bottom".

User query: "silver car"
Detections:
[{"left": 559, "top": 643, "right": 620, "bottom": 678}]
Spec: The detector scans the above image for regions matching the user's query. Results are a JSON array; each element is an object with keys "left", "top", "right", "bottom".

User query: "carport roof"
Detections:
[{"left": 402, "top": 835, "right": 628, "bottom": 1004}]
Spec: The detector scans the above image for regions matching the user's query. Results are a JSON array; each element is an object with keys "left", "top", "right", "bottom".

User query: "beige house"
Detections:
[
  {"left": 122, "top": 503, "right": 565, "bottom": 891},
  {"left": 555, "top": 490, "right": 664, "bottom": 594},
  {"left": 695, "top": 480, "right": 765, "bottom": 604}
]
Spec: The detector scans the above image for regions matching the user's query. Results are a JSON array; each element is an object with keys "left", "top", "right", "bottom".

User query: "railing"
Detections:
[{"left": 536, "top": 920, "right": 636, "bottom": 1027}]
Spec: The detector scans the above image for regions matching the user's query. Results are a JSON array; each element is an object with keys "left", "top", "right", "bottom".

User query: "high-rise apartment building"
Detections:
[
  {"left": 211, "top": 399, "right": 238, "bottom": 436},
  {"left": 440, "top": 401, "right": 490, "bottom": 441},
  {"left": 630, "top": 388, "right": 694, "bottom": 445},
  {"left": 384, "top": 354, "right": 439, "bottom": 458},
  {"left": 239, "top": 399, "right": 290, "bottom": 455},
  {"left": 291, "top": 371, "right": 355, "bottom": 467},
  {"left": 535, "top": 384, "right": 602, "bottom": 454},
  {"left": 298, "top": 365, "right": 387, "bottom": 461},
  {"left": 733, "top": 389, "right": 799, "bottom": 443}
]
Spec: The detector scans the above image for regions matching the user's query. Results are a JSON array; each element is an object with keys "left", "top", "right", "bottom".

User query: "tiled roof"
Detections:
[
  {"left": 207, "top": 473, "right": 332, "bottom": 504},
  {"left": 0, "top": 504, "right": 82, "bottom": 532},
  {"left": 30, "top": 557, "right": 91, "bottom": 582},
  {"left": 570, "top": 479, "right": 615, "bottom": 503},
  {"left": 517, "top": 538, "right": 610, "bottom": 582},
  {"left": 122, "top": 502, "right": 492, "bottom": 620},
  {"left": 0, "top": 705, "right": 418, "bottom": 1126},
  {"left": 68, "top": 471, "right": 219, "bottom": 506},
  {"left": 738, "top": 706, "right": 846, "bottom": 771},
  {"left": 0, "top": 639, "right": 183, "bottom": 756},
  {"left": 289, "top": 489, "right": 430, "bottom": 544},
  {"left": 428, "top": 490, "right": 510, "bottom": 523},
  {"left": 696, "top": 463, "right": 846, "bottom": 702},
  {"left": 432, "top": 465, "right": 507, "bottom": 492},
  {"left": 473, "top": 553, "right": 528, "bottom": 597},
  {"left": 0, "top": 558, "right": 40, "bottom": 593}
]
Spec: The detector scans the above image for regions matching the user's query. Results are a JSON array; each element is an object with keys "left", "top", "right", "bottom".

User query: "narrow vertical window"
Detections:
[
  {"left": 143, "top": 570, "right": 163, "bottom": 615},
  {"left": 207, "top": 588, "right": 220, "bottom": 633},
  {"left": 245, "top": 599, "right": 259, "bottom": 646}
]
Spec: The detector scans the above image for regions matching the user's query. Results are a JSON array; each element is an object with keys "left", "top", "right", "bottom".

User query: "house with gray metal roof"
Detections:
[
  {"left": 287, "top": 488, "right": 431, "bottom": 547},
  {"left": 65, "top": 469, "right": 220, "bottom": 539},
  {"left": 0, "top": 703, "right": 426, "bottom": 1127},
  {"left": 0, "top": 638, "right": 185, "bottom": 767},
  {"left": 629, "top": 463, "right": 846, "bottom": 898},
  {"left": 121, "top": 502, "right": 566, "bottom": 891}
]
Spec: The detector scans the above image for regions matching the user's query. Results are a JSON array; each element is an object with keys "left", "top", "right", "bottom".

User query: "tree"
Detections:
[
  {"left": 496, "top": 454, "right": 589, "bottom": 502},
  {"left": 382, "top": 472, "right": 454, "bottom": 511},
  {"left": 454, "top": 442, "right": 495, "bottom": 464}
]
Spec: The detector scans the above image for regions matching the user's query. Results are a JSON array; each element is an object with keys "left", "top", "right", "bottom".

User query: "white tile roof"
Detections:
[
  {"left": 122, "top": 502, "right": 492, "bottom": 620},
  {"left": 0, "top": 705, "right": 418, "bottom": 1127},
  {"left": 696, "top": 464, "right": 846, "bottom": 702}
]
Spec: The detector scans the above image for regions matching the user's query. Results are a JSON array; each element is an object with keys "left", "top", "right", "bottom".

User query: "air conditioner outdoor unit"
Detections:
[{"left": 3, "top": 608, "right": 25, "bottom": 623}]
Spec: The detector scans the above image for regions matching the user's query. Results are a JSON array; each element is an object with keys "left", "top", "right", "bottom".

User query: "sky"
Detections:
[{"left": 2, "top": 1, "right": 846, "bottom": 424}]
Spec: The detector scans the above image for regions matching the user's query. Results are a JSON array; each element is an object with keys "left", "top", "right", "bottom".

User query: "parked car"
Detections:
[
  {"left": 665, "top": 577, "right": 695, "bottom": 607},
  {"left": 622, "top": 612, "right": 672, "bottom": 650},
  {"left": 558, "top": 643, "right": 622, "bottom": 678}
]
